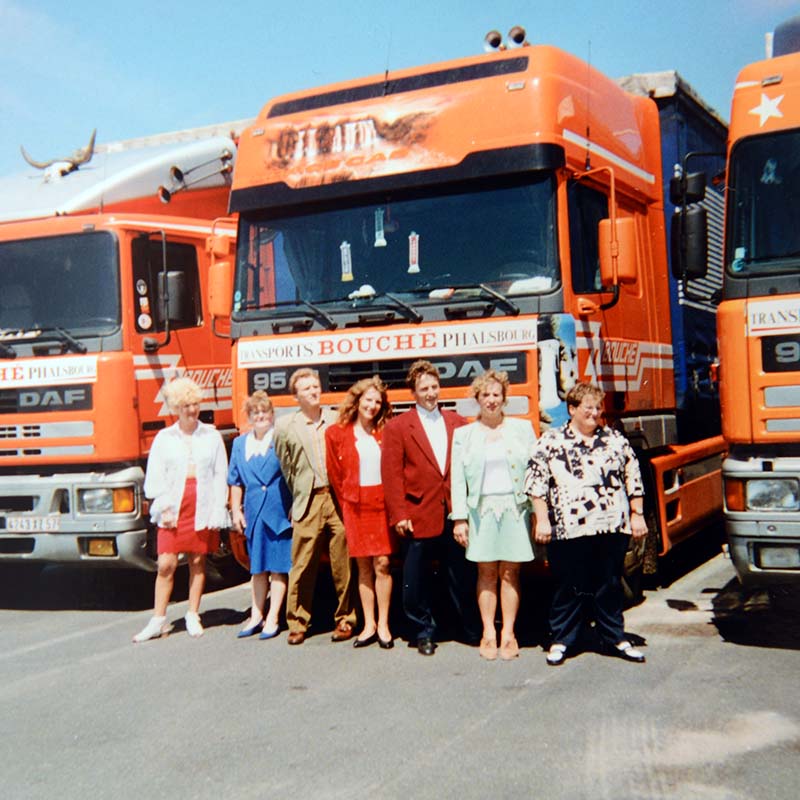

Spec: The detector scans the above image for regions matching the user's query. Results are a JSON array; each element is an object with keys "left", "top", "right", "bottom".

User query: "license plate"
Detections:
[
  {"left": 758, "top": 545, "right": 800, "bottom": 569},
  {"left": 5, "top": 516, "right": 61, "bottom": 532}
]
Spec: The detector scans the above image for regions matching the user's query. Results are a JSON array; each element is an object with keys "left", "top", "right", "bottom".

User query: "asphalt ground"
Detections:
[{"left": 1, "top": 540, "right": 799, "bottom": 800}]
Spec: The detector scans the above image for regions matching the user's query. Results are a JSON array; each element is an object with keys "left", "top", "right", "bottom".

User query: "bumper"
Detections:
[
  {"left": 0, "top": 529, "right": 155, "bottom": 571},
  {"left": 0, "top": 466, "right": 156, "bottom": 571},
  {"left": 726, "top": 518, "right": 800, "bottom": 587}
]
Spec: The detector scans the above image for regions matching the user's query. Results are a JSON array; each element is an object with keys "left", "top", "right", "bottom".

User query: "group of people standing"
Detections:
[{"left": 132, "top": 361, "right": 648, "bottom": 666}]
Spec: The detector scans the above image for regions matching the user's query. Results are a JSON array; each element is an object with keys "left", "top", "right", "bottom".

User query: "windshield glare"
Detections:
[
  {"left": 0, "top": 231, "right": 120, "bottom": 335},
  {"left": 234, "top": 174, "right": 557, "bottom": 313},
  {"left": 728, "top": 132, "right": 800, "bottom": 275}
]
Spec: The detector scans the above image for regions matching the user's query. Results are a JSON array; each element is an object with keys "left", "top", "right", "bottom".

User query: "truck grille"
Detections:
[{"left": 0, "top": 425, "right": 42, "bottom": 439}]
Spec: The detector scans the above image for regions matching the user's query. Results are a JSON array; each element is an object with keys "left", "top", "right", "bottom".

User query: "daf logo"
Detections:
[
  {"left": 19, "top": 388, "right": 89, "bottom": 408},
  {"left": 432, "top": 356, "right": 522, "bottom": 380}
]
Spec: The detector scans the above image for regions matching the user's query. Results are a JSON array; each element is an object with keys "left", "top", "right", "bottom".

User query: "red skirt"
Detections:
[
  {"left": 342, "top": 484, "right": 396, "bottom": 558},
  {"left": 157, "top": 478, "right": 220, "bottom": 555}
]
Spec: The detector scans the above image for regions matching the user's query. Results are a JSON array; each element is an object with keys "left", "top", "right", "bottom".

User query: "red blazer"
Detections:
[
  {"left": 380, "top": 407, "right": 466, "bottom": 538},
  {"left": 325, "top": 422, "right": 383, "bottom": 506}
]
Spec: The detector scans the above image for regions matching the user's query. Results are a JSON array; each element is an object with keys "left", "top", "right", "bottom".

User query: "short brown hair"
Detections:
[
  {"left": 243, "top": 390, "right": 273, "bottom": 417},
  {"left": 289, "top": 367, "right": 320, "bottom": 395},
  {"left": 406, "top": 359, "right": 440, "bottom": 390},
  {"left": 565, "top": 382, "right": 604, "bottom": 410}
]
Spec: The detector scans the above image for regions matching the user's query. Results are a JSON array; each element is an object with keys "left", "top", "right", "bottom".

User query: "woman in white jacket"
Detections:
[
  {"left": 451, "top": 370, "right": 536, "bottom": 661},
  {"left": 133, "top": 377, "right": 229, "bottom": 642}
]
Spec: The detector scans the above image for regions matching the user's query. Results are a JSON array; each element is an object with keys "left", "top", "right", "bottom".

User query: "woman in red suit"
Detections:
[{"left": 326, "top": 376, "right": 396, "bottom": 648}]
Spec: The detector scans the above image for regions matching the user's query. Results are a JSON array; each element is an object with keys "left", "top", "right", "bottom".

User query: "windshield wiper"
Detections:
[
  {"left": 440, "top": 283, "right": 520, "bottom": 320},
  {"left": 382, "top": 293, "right": 423, "bottom": 324},
  {"left": 271, "top": 300, "right": 338, "bottom": 333},
  {"left": 478, "top": 284, "right": 520, "bottom": 316},
  {"left": 35, "top": 326, "right": 87, "bottom": 354}
]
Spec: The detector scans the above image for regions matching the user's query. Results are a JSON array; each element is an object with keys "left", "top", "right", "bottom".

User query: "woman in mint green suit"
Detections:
[{"left": 451, "top": 370, "right": 536, "bottom": 662}]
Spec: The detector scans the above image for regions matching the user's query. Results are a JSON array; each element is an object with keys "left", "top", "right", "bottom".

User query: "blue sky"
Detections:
[{"left": 0, "top": 0, "right": 796, "bottom": 177}]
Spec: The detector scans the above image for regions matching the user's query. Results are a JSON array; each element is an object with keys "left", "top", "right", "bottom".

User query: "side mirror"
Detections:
[
  {"left": 599, "top": 217, "right": 638, "bottom": 286},
  {"left": 157, "top": 271, "right": 191, "bottom": 324},
  {"left": 207, "top": 233, "right": 232, "bottom": 259},
  {"left": 669, "top": 171, "right": 706, "bottom": 206},
  {"left": 209, "top": 259, "right": 233, "bottom": 319},
  {"left": 671, "top": 207, "right": 708, "bottom": 280}
]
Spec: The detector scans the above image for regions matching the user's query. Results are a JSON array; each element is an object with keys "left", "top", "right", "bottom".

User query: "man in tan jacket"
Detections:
[{"left": 274, "top": 368, "right": 356, "bottom": 644}]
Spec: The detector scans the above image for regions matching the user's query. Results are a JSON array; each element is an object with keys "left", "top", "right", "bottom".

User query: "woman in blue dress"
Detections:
[{"left": 228, "top": 391, "right": 293, "bottom": 640}]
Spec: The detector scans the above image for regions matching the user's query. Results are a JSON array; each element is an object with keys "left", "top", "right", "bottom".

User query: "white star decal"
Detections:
[{"left": 748, "top": 92, "right": 784, "bottom": 127}]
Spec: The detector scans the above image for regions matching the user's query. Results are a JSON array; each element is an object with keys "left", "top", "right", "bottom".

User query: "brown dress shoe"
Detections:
[
  {"left": 287, "top": 630, "right": 306, "bottom": 645},
  {"left": 331, "top": 621, "right": 354, "bottom": 642}
]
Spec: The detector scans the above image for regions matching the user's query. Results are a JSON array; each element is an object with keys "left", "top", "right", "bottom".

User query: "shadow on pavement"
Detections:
[
  {"left": 0, "top": 559, "right": 248, "bottom": 613},
  {"left": 711, "top": 581, "right": 800, "bottom": 651}
]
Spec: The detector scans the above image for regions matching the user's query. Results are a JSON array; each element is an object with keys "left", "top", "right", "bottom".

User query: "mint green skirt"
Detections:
[{"left": 465, "top": 494, "right": 534, "bottom": 563}]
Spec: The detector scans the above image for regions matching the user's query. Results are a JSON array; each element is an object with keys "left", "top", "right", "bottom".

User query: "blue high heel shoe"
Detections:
[{"left": 237, "top": 620, "right": 264, "bottom": 639}]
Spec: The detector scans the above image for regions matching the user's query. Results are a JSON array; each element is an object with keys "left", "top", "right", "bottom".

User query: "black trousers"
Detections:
[
  {"left": 400, "top": 517, "right": 481, "bottom": 643},
  {"left": 546, "top": 532, "right": 629, "bottom": 648}
]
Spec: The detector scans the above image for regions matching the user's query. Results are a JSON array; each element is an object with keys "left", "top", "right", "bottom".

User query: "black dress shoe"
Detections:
[
  {"left": 378, "top": 635, "right": 394, "bottom": 649},
  {"left": 417, "top": 637, "right": 437, "bottom": 656},
  {"left": 353, "top": 632, "right": 378, "bottom": 649}
]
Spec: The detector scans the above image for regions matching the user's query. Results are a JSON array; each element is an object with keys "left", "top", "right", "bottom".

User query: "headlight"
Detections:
[
  {"left": 745, "top": 478, "right": 800, "bottom": 511},
  {"left": 78, "top": 487, "right": 135, "bottom": 513}
]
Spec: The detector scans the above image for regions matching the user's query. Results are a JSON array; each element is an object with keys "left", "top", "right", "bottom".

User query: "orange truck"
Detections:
[
  {"left": 210, "top": 30, "right": 727, "bottom": 587},
  {"left": 0, "top": 124, "right": 247, "bottom": 570},
  {"left": 717, "top": 15, "right": 800, "bottom": 585}
]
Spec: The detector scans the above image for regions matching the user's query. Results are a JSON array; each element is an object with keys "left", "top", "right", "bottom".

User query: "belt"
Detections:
[{"left": 311, "top": 486, "right": 330, "bottom": 495}]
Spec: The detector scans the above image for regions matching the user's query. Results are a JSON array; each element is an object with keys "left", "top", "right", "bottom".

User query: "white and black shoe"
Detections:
[
  {"left": 546, "top": 643, "right": 567, "bottom": 666},
  {"left": 614, "top": 641, "right": 646, "bottom": 663}
]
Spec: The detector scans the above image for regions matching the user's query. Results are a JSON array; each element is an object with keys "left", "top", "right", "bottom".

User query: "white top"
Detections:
[
  {"left": 245, "top": 429, "right": 274, "bottom": 461},
  {"left": 416, "top": 404, "right": 447, "bottom": 474},
  {"left": 480, "top": 437, "right": 514, "bottom": 495},
  {"left": 144, "top": 421, "right": 229, "bottom": 530},
  {"left": 354, "top": 425, "right": 382, "bottom": 487}
]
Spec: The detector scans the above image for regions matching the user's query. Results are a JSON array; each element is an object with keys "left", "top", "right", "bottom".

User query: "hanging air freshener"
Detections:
[
  {"left": 340, "top": 241, "right": 354, "bottom": 282},
  {"left": 408, "top": 231, "right": 420, "bottom": 274},
  {"left": 374, "top": 209, "right": 387, "bottom": 247}
]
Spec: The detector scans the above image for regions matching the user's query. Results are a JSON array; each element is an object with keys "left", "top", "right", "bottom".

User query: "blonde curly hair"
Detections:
[{"left": 163, "top": 376, "right": 203, "bottom": 412}]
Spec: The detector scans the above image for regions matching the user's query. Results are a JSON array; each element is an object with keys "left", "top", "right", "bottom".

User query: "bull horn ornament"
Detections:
[{"left": 20, "top": 129, "right": 97, "bottom": 175}]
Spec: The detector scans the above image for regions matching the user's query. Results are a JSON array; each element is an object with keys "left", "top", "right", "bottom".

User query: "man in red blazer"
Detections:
[{"left": 381, "top": 360, "right": 480, "bottom": 655}]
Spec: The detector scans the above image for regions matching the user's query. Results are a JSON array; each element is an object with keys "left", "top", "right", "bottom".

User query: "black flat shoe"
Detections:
[
  {"left": 378, "top": 635, "right": 394, "bottom": 649},
  {"left": 353, "top": 632, "right": 378, "bottom": 649}
]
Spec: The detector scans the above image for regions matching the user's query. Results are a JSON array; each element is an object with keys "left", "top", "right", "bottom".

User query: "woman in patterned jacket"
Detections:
[{"left": 525, "top": 382, "right": 648, "bottom": 666}]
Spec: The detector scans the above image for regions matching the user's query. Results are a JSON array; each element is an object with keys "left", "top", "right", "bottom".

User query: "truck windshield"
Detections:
[
  {"left": 234, "top": 173, "right": 557, "bottom": 315},
  {"left": 0, "top": 231, "right": 120, "bottom": 336},
  {"left": 727, "top": 131, "right": 800, "bottom": 275}
]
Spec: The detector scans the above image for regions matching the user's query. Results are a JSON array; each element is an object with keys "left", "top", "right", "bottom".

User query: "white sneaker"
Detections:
[
  {"left": 185, "top": 611, "right": 204, "bottom": 638},
  {"left": 132, "top": 615, "right": 170, "bottom": 643}
]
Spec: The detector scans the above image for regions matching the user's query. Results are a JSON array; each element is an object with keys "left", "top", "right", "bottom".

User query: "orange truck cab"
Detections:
[
  {"left": 0, "top": 125, "right": 246, "bottom": 570},
  {"left": 719, "top": 16, "right": 800, "bottom": 585},
  {"left": 211, "top": 34, "right": 727, "bottom": 585}
]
